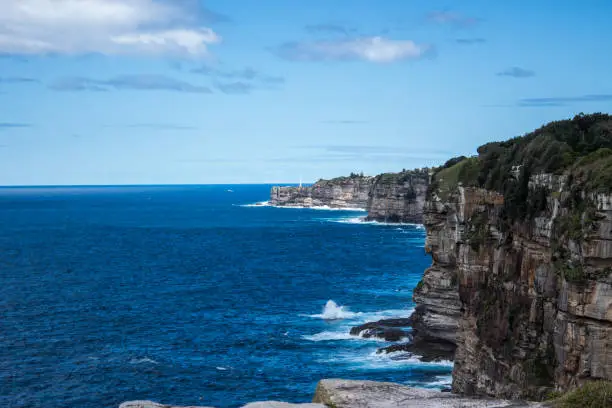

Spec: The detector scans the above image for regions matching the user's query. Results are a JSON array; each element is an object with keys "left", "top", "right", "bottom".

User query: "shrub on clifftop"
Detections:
[{"left": 546, "top": 381, "right": 612, "bottom": 408}]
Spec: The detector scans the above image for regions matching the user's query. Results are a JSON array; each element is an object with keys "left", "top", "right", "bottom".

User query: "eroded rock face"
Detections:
[
  {"left": 417, "top": 176, "right": 612, "bottom": 399},
  {"left": 270, "top": 176, "right": 373, "bottom": 209},
  {"left": 312, "top": 379, "right": 543, "bottom": 408},
  {"left": 365, "top": 169, "right": 430, "bottom": 223}
]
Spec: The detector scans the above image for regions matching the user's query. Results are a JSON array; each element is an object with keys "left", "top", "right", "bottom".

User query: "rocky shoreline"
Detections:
[
  {"left": 121, "top": 379, "right": 545, "bottom": 408},
  {"left": 131, "top": 114, "right": 612, "bottom": 408},
  {"left": 270, "top": 169, "right": 430, "bottom": 223}
]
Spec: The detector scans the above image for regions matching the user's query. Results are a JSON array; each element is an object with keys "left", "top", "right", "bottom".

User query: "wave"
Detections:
[
  {"left": 424, "top": 374, "right": 453, "bottom": 387},
  {"left": 321, "top": 350, "right": 453, "bottom": 370},
  {"left": 129, "top": 357, "right": 159, "bottom": 365},
  {"left": 309, "top": 300, "right": 360, "bottom": 320},
  {"left": 302, "top": 331, "right": 359, "bottom": 342},
  {"left": 302, "top": 330, "right": 391, "bottom": 343},
  {"left": 304, "top": 301, "right": 414, "bottom": 322},
  {"left": 238, "top": 202, "right": 366, "bottom": 211},
  {"left": 326, "top": 216, "right": 425, "bottom": 228},
  {"left": 275, "top": 205, "right": 366, "bottom": 211}
]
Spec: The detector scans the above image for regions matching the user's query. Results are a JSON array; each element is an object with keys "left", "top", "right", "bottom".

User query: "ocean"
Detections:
[{"left": 0, "top": 185, "right": 451, "bottom": 408}]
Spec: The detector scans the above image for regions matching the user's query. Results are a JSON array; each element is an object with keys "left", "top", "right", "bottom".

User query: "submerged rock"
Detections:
[
  {"left": 349, "top": 318, "right": 412, "bottom": 341},
  {"left": 378, "top": 338, "right": 456, "bottom": 362},
  {"left": 312, "top": 379, "right": 543, "bottom": 408}
]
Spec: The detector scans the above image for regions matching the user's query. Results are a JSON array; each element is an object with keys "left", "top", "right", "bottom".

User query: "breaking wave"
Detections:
[{"left": 309, "top": 300, "right": 360, "bottom": 320}]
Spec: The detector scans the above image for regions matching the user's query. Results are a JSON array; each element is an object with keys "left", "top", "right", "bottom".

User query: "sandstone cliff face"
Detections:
[
  {"left": 418, "top": 177, "right": 612, "bottom": 399},
  {"left": 365, "top": 169, "right": 430, "bottom": 223},
  {"left": 269, "top": 176, "right": 373, "bottom": 209}
]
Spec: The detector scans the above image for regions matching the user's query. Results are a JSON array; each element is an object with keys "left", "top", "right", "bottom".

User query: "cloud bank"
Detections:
[{"left": 0, "top": 0, "right": 223, "bottom": 57}]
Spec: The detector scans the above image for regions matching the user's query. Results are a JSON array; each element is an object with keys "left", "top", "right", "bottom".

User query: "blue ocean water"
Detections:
[{"left": 0, "top": 185, "right": 451, "bottom": 408}]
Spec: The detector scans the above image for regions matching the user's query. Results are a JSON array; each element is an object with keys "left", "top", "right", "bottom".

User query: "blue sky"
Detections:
[{"left": 1, "top": 0, "right": 612, "bottom": 185}]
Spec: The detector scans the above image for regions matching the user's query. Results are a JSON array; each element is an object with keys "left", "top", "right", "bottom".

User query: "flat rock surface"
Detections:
[
  {"left": 119, "top": 401, "right": 215, "bottom": 408},
  {"left": 120, "top": 400, "right": 324, "bottom": 408},
  {"left": 312, "top": 379, "right": 544, "bottom": 408},
  {"left": 241, "top": 402, "right": 325, "bottom": 408}
]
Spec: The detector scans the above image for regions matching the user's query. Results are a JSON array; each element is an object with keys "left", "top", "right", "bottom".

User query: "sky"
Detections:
[{"left": 1, "top": 0, "right": 612, "bottom": 185}]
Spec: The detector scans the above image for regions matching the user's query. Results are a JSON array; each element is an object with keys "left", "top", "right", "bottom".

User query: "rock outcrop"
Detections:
[
  {"left": 411, "top": 114, "right": 612, "bottom": 400},
  {"left": 312, "top": 379, "right": 543, "bottom": 407},
  {"left": 269, "top": 169, "right": 430, "bottom": 223},
  {"left": 270, "top": 175, "right": 373, "bottom": 209},
  {"left": 365, "top": 169, "right": 430, "bottom": 223},
  {"left": 349, "top": 318, "right": 412, "bottom": 341}
]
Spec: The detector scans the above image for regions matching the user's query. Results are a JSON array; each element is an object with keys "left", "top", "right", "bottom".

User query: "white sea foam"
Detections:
[
  {"left": 237, "top": 201, "right": 271, "bottom": 207},
  {"left": 216, "top": 366, "right": 229, "bottom": 371},
  {"left": 238, "top": 202, "right": 367, "bottom": 211},
  {"left": 325, "top": 216, "right": 425, "bottom": 228},
  {"left": 302, "top": 330, "right": 390, "bottom": 342},
  {"left": 276, "top": 205, "right": 366, "bottom": 211},
  {"left": 305, "top": 301, "right": 414, "bottom": 322},
  {"left": 323, "top": 350, "right": 453, "bottom": 370},
  {"left": 309, "top": 300, "right": 360, "bottom": 320},
  {"left": 425, "top": 374, "right": 453, "bottom": 387},
  {"left": 302, "top": 331, "right": 358, "bottom": 342}
]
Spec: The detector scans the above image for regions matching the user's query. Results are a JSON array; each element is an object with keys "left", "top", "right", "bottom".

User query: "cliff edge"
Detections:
[
  {"left": 365, "top": 168, "right": 430, "bottom": 223},
  {"left": 412, "top": 113, "right": 612, "bottom": 400},
  {"left": 270, "top": 174, "right": 373, "bottom": 209}
]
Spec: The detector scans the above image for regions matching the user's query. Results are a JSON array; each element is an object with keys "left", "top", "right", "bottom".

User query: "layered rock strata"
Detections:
[
  {"left": 411, "top": 114, "right": 612, "bottom": 400},
  {"left": 270, "top": 175, "right": 373, "bottom": 209},
  {"left": 365, "top": 168, "right": 430, "bottom": 223},
  {"left": 270, "top": 169, "right": 430, "bottom": 223}
]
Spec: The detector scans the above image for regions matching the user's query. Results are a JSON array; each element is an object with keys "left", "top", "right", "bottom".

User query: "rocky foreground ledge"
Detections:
[{"left": 120, "top": 379, "right": 545, "bottom": 408}]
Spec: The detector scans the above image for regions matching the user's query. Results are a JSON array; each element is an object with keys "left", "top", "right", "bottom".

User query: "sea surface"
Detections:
[{"left": 0, "top": 185, "right": 451, "bottom": 408}]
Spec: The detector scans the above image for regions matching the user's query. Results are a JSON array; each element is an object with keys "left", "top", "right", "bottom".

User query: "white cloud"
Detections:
[
  {"left": 0, "top": 0, "right": 221, "bottom": 57},
  {"left": 275, "top": 37, "right": 429, "bottom": 63}
]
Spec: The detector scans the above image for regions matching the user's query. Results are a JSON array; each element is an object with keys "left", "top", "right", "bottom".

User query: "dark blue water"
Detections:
[{"left": 0, "top": 185, "right": 451, "bottom": 408}]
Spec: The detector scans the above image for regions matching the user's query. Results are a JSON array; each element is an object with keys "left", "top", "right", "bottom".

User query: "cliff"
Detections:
[
  {"left": 365, "top": 168, "right": 430, "bottom": 223},
  {"left": 269, "top": 175, "right": 373, "bottom": 209},
  {"left": 412, "top": 113, "right": 612, "bottom": 400},
  {"left": 270, "top": 169, "right": 430, "bottom": 224}
]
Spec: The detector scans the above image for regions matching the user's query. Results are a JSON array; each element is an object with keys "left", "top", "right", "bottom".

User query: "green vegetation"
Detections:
[
  {"left": 415, "top": 279, "right": 425, "bottom": 291},
  {"left": 431, "top": 113, "right": 612, "bottom": 197},
  {"left": 546, "top": 381, "right": 612, "bottom": 408},
  {"left": 428, "top": 113, "right": 612, "bottom": 234},
  {"left": 432, "top": 156, "right": 480, "bottom": 200}
]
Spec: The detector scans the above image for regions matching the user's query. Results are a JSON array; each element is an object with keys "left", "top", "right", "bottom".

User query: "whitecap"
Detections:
[
  {"left": 322, "top": 349, "right": 453, "bottom": 370},
  {"left": 308, "top": 300, "right": 360, "bottom": 320},
  {"left": 302, "top": 331, "right": 356, "bottom": 342},
  {"left": 129, "top": 357, "right": 159, "bottom": 365},
  {"left": 216, "top": 366, "right": 229, "bottom": 371}
]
